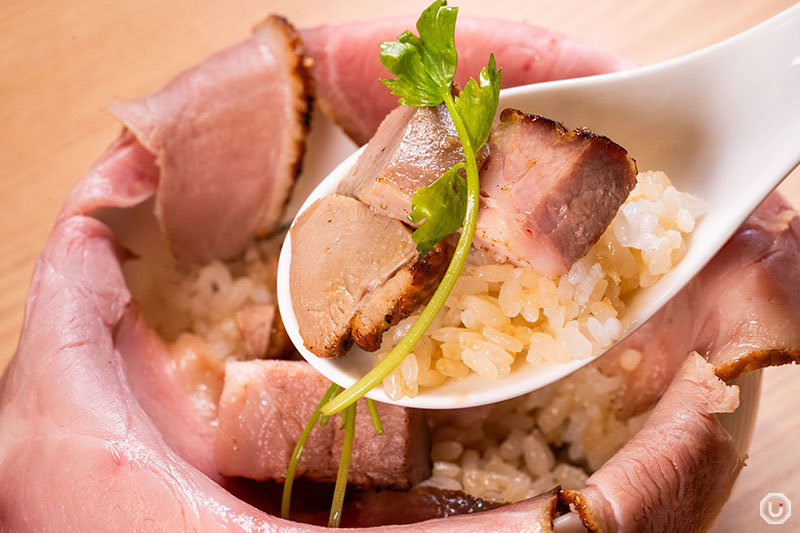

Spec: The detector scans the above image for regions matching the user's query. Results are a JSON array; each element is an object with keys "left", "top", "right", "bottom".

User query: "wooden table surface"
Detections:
[{"left": 2, "top": 1, "right": 798, "bottom": 530}]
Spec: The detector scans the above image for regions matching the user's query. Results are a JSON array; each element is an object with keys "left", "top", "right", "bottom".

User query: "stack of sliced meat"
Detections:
[
  {"left": 290, "top": 194, "right": 452, "bottom": 358},
  {"left": 292, "top": 98, "right": 637, "bottom": 358},
  {"left": 3, "top": 12, "right": 800, "bottom": 533}
]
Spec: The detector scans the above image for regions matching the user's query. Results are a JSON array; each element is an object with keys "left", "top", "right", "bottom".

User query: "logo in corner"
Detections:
[{"left": 761, "top": 493, "right": 792, "bottom": 525}]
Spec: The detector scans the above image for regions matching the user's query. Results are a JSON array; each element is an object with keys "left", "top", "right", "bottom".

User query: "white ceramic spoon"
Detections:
[{"left": 277, "top": 4, "right": 800, "bottom": 409}]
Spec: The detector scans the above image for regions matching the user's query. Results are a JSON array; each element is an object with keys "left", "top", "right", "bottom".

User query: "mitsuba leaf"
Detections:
[
  {"left": 379, "top": 0, "right": 458, "bottom": 107},
  {"left": 415, "top": 0, "right": 458, "bottom": 87},
  {"left": 408, "top": 163, "right": 467, "bottom": 256},
  {"left": 454, "top": 54, "right": 502, "bottom": 148}
]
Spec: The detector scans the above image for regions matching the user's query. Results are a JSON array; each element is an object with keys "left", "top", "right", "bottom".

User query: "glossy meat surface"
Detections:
[
  {"left": 340, "top": 104, "right": 484, "bottom": 222},
  {"left": 216, "top": 360, "right": 430, "bottom": 489},
  {"left": 112, "top": 16, "right": 312, "bottom": 264},
  {"left": 290, "top": 194, "right": 449, "bottom": 358},
  {"left": 474, "top": 109, "right": 638, "bottom": 275}
]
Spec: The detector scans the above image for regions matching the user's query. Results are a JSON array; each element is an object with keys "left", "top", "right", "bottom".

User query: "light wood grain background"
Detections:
[{"left": 1, "top": 1, "right": 798, "bottom": 530}]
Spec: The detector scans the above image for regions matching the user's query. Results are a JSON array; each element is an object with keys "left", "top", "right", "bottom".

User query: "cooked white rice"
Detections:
[
  {"left": 419, "top": 356, "right": 648, "bottom": 502},
  {"left": 124, "top": 236, "right": 284, "bottom": 371},
  {"left": 377, "top": 171, "right": 704, "bottom": 400}
]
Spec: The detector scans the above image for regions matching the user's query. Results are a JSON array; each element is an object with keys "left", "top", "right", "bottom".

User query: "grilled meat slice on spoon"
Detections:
[{"left": 278, "top": 4, "right": 800, "bottom": 409}]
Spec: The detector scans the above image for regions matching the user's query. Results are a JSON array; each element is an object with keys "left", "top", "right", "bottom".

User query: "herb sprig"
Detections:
[
  {"left": 322, "top": 0, "right": 501, "bottom": 415},
  {"left": 285, "top": 3, "right": 500, "bottom": 526}
]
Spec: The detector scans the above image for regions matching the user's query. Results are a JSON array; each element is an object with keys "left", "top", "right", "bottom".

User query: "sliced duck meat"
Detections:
[
  {"left": 691, "top": 194, "right": 800, "bottom": 380},
  {"left": 227, "top": 478, "right": 502, "bottom": 527},
  {"left": 253, "top": 484, "right": 555, "bottom": 531},
  {"left": 474, "top": 109, "right": 638, "bottom": 276},
  {"left": 0, "top": 198, "right": 544, "bottom": 533},
  {"left": 344, "top": 486, "right": 554, "bottom": 530},
  {"left": 562, "top": 354, "right": 744, "bottom": 533},
  {"left": 111, "top": 16, "right": 313, "bottom": 264},
  {"left": 215, "top": 360, "right": 431, "bottom": 489},
  {"left": 290, "top": 194, "right": 451, "bottom": 358},
  {"left": 338, "top": 486, "right": 504, "bottom": 527},
  {"left": 597, "top": 194, "right": 800, "bottom": 419},
  {"left": 301, "top": 17, "right": 634, "bottom": 144},
  {"left": 0, "top": 217, "right": 275, "bottom": 532},
  {"left": 339, "top": 104, "right": 487, "bottom": 222},
  {"left": 339, "top": 105, "right": 635, "bottom": 277},
  {"left": 116, "top": 306, "right": 222, "bottom": 481},
  {"left": 59, "top": 130, "right": 158, "bottom": 220},
  {"left": 235, "top": 303, "right": 294, "bottom": 359}
]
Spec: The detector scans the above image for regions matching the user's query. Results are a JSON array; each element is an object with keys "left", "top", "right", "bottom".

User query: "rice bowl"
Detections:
[
  {"left": 118, "top": 111, "right": 741, "bottom": 521},
  {"left": 3, "top": 5, "right": 796, "bottom": 530}
]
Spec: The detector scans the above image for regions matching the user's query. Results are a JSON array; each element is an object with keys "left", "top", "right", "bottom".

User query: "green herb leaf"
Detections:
[
  {"left": 379, "top": 0, "right": 457, "bottom": 106},
  {"left": 323, "top": 0, "right": 501, "bottom": 440},
  {"left": 454, "top": 54, "right": 502, "bottom": 148},
  {"left": 408, "top": 163, "right": 467, "bottom": 256}
]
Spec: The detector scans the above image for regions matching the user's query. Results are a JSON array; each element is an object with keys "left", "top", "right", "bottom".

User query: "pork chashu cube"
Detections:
[
  {"left": 215, "top": 360, "right": 431, "bottom": 488},
  {"left": 339, "top": 103, "right": 486, "bottom": 222},
  {"left": 289, "top": 194, "right": 451, "bottom": 358},
  {"left": 474, "top": 108, "right": 638, "bottom": 275}
]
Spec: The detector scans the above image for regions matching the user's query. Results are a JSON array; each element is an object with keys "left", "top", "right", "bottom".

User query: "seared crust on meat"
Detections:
[
  {"left": 339, "top": 103, "right": 487, "bottom": 223},
  {"left": 499, "top": 108, "right": 633, "bottom": 152},
  {"left": 252, "top": 15, "right": 315, "bottom": 236},
  {"left": 352, "top": 239, "right": 454, "bottom": 352},
  {"left": 496, "top": 109, "right": 638, "bottom": 272},
  {"left": 110, "top": 15, "right": 316, "bottom": 264},
  {"left": 291, "top": 195, "right": 451, "bottom": 359},
  {"left": 474, "top": 108, "right": 637, "bottom": 275},
  {"left": 559, "top": 489, "right": 601, "bottom": 532},
  {"left": 715, "top": 348, "right": 800, "bottom": 382}
]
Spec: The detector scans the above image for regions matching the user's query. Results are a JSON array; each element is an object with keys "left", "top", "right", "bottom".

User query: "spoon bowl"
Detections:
[{"left": 277, "top": 4, "right": 800, "bottom": 409}]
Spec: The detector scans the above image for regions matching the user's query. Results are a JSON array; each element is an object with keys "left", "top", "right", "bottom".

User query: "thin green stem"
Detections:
[
  {"left": 322, "top": 90, "right": 481, "bottom": 417},
  {"left": 320, "top": 388, "right": 340, "bottom": 427},
  {"left": 366, "top": 398, "right": 384, "bottom": 435},
  {"left": 281, "top": 383, "right": 340, "bottom": 520},
  {"left": 328, "top": 403, "right": 357, "bottom": 528}
]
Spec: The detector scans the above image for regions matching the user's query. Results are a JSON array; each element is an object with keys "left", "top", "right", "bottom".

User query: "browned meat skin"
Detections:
[
  {"left": 339, "top": 105, "right": 636, "bottom": 277},
  {"left": 215, "top": 360, "right": 430, "bottom": 489},
  {"left": 596, "top": 194, "right": 800, "bottom": 420},
  {"left": 339, "top": 104, "right": 487, "bottom": 222},
  {"left": 351, "top": 235, "right": 454, "bottom": 351},
  {"left": 290, "top": 194, "right": 451, "bottom": 358},
  {"left": 562, "top": 354, "right": 743, "bottom": 533},
  {"left": 692, "top": 195, "right": 800, "bottom": 381},
  {"left": 475, "top": 108, "right": 638, "bottom": 275}
]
